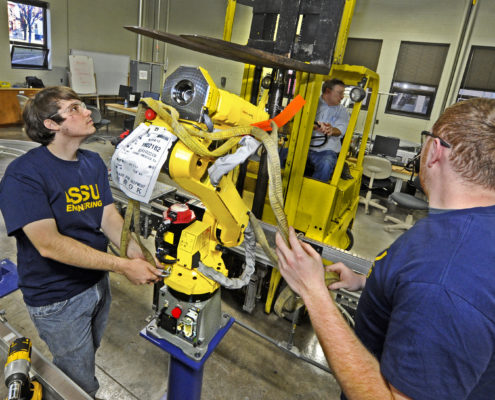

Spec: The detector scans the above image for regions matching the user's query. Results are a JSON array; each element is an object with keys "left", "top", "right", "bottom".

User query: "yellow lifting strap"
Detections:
[
  {"left": 139, "top": 97, "right": 291, "bottom": 245},
  {"left": 120, "top": 198, "right": 157, "bottom": 267},
  {"left": 118, "top": 98, "right": 340, "bottom": 314},
  {"left": 274, "top": 268, "right": 340, "bottom": 318},
  {"left": 119, "top": 105, "right": 159, "bottom": 267}
]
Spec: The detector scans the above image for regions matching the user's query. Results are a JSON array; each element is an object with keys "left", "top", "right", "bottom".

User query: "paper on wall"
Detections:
[{"left": 111, "top": 123, "right": 177, "bottom": 203}]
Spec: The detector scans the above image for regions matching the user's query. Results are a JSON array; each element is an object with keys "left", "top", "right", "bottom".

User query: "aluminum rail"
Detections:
[
  {"left": 229, "top": 219, "right": 373, "bottom": 276},
  {"left": 109, "top": 180, "right": 373, "bottom": 276},
  {"left": 233, "top": 317, "right": 332, "bottom": 375}
]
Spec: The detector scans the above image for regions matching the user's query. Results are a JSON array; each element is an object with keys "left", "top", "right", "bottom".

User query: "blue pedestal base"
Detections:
[
  {"left": 0, "top": 259, "right": 19, "bottom": 298},
  {"left": 140, "top": 316, "right": 234, "bottom": 400}
]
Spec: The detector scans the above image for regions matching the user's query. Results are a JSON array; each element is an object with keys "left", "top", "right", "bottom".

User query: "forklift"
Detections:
[{"left": 125, "top": 0, "right": 378, "bottom": 316}]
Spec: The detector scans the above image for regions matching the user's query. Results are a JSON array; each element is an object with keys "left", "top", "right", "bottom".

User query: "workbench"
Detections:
[
  {"left": 390, "top": 164, "right": 415, "bottom": 192},
  {"left": 348, "top": 156, "right": 415, "bottom": 192},
  {"left": 105, "top": 102, "right": 138, "bottom": 116},
  {"left": 0, "top": 88, "right": 41, "bottom": 125}
]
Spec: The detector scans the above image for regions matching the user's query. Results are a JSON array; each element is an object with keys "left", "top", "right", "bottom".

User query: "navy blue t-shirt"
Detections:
[
  {"left": 0, "top": 146, "right": 113, "bottom": 306},
  {"left": 353, "top": 206, "right": 495, "bottom": 399}
]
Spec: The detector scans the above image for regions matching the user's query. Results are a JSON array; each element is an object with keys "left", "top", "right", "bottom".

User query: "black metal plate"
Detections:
[{"left": 124, "top": 26, "right": 330, "bottom": 74}]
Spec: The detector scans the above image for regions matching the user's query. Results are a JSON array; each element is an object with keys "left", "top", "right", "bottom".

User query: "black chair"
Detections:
[
  {"left": 86, "top": 105, "right": 111, "bottom": 143},
  {"left": 384, "top": 177, "right": 428, "bottom": 231},
  {"left": 25, "top": 76, "right": 44, "bottom": 88}
]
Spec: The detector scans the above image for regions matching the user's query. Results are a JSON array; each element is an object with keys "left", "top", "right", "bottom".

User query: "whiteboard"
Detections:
[
  {"left": 70, "top": 49, "right": 130, "bottom": 95},
  {"left": 68, "top": 55, "right": 96, "bottom": 94}
]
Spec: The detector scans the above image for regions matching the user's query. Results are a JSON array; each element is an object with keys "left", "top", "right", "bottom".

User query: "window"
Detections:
[
  {"left": 7, "top": 0, "right": 49, "bottom": 69},
  {"left": 343, "top": 38, "right": 382, "bottom": 72},
  {"left": 386, "top": 41, "right": 449, "bottom": 119},
  {"left": 457, "top": 46, "right": 495, "bottom": 102},
  {"left": 343, "top": 38, "right": 382, "bottom": 111}
]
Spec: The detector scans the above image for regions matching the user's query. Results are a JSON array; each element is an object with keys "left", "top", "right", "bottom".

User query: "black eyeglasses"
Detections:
[{"left": 421, "top": 130, "right": 451, "bottom": 148}]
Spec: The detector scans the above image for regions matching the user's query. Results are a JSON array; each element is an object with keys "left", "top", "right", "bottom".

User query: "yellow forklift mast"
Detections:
[{"left": 225, "top": 1, "right": 379, "bottom": 312}]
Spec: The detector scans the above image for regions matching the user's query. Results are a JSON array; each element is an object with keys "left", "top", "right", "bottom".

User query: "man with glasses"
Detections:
[
  {"left": 276, "top": 98, "right": 495, "bottom": 399},
  {"left": 0, "top": 87, "right": 162, "bottom": 399},
  {"left": 280, "top": 79, "right": 350, "bottom": 181},
  {"left": 308, "top": 79, "right": 350, "bottom": 181}
]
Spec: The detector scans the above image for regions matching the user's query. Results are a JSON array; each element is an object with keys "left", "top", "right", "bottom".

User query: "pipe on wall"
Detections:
[
  {"left": 442, "top": 0, "right": 479, "bottom": 110},
  {"left": 164, "top": 0, "right": 170, "bottom": 69},
  {"left": 137, "top": 0, "right": 143, "bottom": 61},
  {"left": 153, "top": 0, "right": 162, "bottom": 63}
]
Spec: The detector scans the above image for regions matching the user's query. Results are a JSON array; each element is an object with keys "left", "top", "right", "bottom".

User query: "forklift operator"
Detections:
[
  {"left": 276, "top": 98, "right": 495, "bottom": 399},
  {"left": 308, "top": 78, "right": 350, "bottom": 181}
]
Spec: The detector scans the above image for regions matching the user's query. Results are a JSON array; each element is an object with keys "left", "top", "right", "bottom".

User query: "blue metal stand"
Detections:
[
  {"left": 0, "top": 259, "right": 19, "bottom": 298},
  {"left": 140, "top": 316, "right": 234, "bottom": 400}
]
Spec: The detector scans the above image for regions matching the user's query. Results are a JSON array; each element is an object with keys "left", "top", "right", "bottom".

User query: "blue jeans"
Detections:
[
  {"left": 308, "top": 150, "right": 338, "bottom": 181},
  {"left": 26, "top": 274, "right": 111, "bottom": 398},
  {"left": 280, "top": 148, "right": 338, "bottom": 182}
]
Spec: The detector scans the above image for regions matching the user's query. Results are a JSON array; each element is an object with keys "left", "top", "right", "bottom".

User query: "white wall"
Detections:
[
  {"left": 138, "top": 0, "right": 252, "bottom": 94},
  {"left": 67, "top": 0, "right": 139, "bottom": 56},
  {"left": 165, "top": 0, "right": 251, "bottom": 94}
]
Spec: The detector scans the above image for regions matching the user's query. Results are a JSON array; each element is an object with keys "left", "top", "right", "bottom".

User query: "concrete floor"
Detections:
[{"left": 0, "top": 115, "right": 421, "bottom": 399}]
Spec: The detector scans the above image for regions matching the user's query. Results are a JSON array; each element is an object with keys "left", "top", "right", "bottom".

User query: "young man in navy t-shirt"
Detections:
[
  {"left": 0, "top": 87, "right": 162, "bottom": 398},
  {"left": 276, "top": 98, "right": 495, "bottom": 399}
]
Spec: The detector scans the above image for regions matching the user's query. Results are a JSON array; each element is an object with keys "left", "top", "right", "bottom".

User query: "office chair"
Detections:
[
  {"left": 384, "top": 177, "right": 428, "bottom": 231},
  {"left": 359, "top": 155, "right": 393, "bottom": 214},
  {"left": 86, "top": 105, "right": 111, "bottom": 143}
]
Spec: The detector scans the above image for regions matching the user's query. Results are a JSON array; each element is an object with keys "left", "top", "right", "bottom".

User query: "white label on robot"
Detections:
[{"left": 111, "top": 123, "right": 177, "bottom": 203}]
